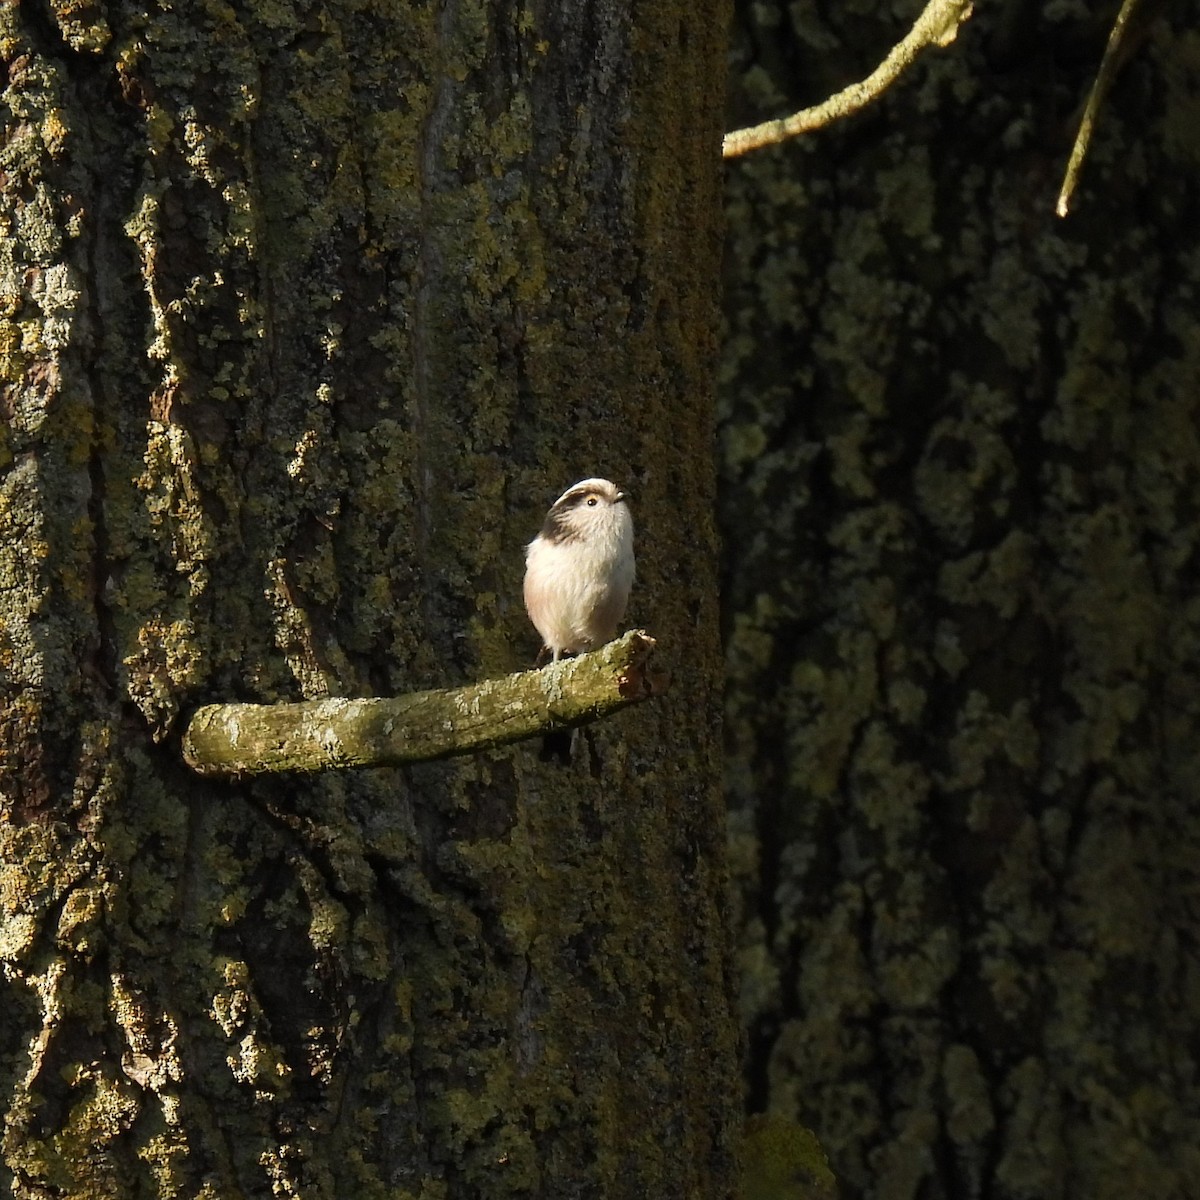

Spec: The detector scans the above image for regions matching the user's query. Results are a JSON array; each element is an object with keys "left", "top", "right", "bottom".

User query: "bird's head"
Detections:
[{"left": 539, "top": 478, "right": 631, "bottom": 545}]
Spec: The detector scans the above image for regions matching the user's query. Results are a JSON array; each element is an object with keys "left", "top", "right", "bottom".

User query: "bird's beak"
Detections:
[{"left": 615, "top": 491, "right": 627, "bottom": 503}]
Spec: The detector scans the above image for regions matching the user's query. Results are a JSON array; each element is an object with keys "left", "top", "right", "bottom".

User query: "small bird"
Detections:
[{"left": 524, "top": 478, "right": 635, "bottom": 663}]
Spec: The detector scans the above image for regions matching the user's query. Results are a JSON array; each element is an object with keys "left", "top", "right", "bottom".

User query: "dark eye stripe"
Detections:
[
  {"left": 557, "top": 488, "right": 596, "bottom": 509},
  {"left": 541, "top": 508, "right": 583, "bottom": 543}
]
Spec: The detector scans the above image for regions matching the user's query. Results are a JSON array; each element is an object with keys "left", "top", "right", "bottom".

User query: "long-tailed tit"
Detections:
[{"left": 524, "top": 478, "right": 635, "bottom": 663}]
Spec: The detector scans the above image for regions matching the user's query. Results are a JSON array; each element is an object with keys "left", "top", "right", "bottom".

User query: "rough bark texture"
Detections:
[
  {"left": 0, "top": 1, "right": 736, "bottom": 1196},
  {"left": 722, "top": 2, "right": 1200, "bottom": 1199}
]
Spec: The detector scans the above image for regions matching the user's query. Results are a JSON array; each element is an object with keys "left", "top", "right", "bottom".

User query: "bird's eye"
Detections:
[{"left": 587, "top": 497, "right": 598, "bottom": 507}]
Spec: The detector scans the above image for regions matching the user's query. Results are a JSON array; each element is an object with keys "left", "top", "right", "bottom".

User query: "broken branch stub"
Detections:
[{"left": 181, "top": 630, "right": 664, "bottom": 777}]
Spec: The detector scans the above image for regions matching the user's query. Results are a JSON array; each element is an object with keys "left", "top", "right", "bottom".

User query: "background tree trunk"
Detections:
[
  {"left": 722, "top": 2, "right": 1200, "bottom": 1199},
  {"left": 0, "top": 2, "right": 737, "bottom": 1196}
]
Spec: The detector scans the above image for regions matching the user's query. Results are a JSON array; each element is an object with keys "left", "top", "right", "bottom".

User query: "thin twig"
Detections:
[
  {"left": 723, "top": 0, "right": 974, "bottom": 159},
  {"left": 1056, "top": 0, "right": 1143, "bottom": 217},
  {"left": 181, "top": 630, "right": 665, "bottom": 777}
]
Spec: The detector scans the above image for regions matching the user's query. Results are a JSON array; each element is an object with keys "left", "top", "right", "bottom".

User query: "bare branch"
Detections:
[
  {"left": 181, "top": 631, "right": 665, "bottom": 777},
  {"left": 723, "top": 0, "right": 974, "bottom": 160},
  {"left": 1056, "top": 0, "right": 1143, "bottom": 217}
]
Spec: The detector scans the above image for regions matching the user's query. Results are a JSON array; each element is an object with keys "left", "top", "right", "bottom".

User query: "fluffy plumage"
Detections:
[{"left": 524, "top": 478, "right": 635, "bottom": 660}]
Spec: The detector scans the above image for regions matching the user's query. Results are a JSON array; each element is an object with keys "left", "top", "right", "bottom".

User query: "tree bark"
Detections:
[
  {"left": 722, "top": 2, "right": 1200, "bottom": 1199},
  {"left": 0, "top": 2, "right": 736, "bottom": 1196}
]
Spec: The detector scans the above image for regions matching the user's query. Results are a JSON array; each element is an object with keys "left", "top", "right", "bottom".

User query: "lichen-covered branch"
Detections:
[
  {"left": 182, "top": 630, "right": 664, "bottom": 776},
  {"left": 1056, "top": 0, "right": 1143, "bottom": 216},
  {"left": 722, "top": 0, "right": 974, "bottom": 159}
]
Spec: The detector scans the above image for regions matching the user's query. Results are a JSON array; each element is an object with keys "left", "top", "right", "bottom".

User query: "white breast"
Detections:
[{"left": 524, "top": 511, "right": 634, "bottom": 656}]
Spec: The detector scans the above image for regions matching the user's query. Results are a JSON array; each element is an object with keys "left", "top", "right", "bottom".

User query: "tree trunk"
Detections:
[
  {"left": 0, "top": 2, "right": 737, "bottom": 1196},
  {"left": 722, "top": 2, "right": 1200, "bottom": 1199}
]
